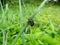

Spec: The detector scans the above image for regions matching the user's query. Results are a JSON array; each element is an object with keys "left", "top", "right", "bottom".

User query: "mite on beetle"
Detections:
[{"left": 28, "top": 18, "right": 34, "bottom": 26}]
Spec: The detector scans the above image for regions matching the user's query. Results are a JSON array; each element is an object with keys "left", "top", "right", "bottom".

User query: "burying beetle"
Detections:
[{"left": 28, "top": 18, "right": 34, "bottom": 26}]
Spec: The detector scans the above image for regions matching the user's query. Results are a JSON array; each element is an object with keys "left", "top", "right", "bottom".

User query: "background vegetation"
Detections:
[{"left": 0, "top": 0, "right": 60, "bottom": 45}]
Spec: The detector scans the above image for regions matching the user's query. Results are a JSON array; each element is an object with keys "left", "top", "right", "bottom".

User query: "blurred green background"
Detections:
[{"left": 0, "top": 0, "right": 60, "bottom": 45}]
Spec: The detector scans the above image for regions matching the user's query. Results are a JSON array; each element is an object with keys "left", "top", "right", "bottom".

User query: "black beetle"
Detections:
[{"left": 28, "top": 19, "right": 34, "bottom": 26}]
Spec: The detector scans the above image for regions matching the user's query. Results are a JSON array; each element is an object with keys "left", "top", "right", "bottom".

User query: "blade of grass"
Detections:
[
  {"left": 11, "top": 0, "right": 25, "bottom": 45},
  {"left": 2, "top": 29, "right": 6, "bottom": 45},
  {"left": 0, "top": 1, "right": 7, "bottom": 45},
  {"left": 47, "top": 15, "right": 55, "bottom": 33},
  {"left": 19, "top": 0, "right": 25, "bottom": 45},
  {"left": 0, "top": 1, "right": 6, "bottom": 21},
  {"left": 5, "top": 4, "right": 9, "bottom": 11},
  {"left": 30, "top": 0, "right": 47, "bottom": 19},
  {"left": 19, "top": 0, "right": 22, "bottom": 24},
  {"left": 10, "top": 24, "right": 28, "bottom": 45}
]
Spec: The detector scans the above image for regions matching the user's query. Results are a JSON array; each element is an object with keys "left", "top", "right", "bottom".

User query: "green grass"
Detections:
[{"left": 0, "top": 1, "right": 60, "bottom": 45}]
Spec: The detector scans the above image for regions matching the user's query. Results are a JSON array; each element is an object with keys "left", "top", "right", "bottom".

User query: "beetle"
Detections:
[{"left": 28, "top": 18, "right": 34, "bottom": 26}]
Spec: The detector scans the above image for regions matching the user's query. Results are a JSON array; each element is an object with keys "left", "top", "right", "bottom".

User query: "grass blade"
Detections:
[
  {"left": 10, "top": 24, "right": 28, "bottom": 45},
  {"left": 30, "top": 0, "right": 47, "bottom": 19},
  {"left": 19, "top": 0, "right": 25, "bottom": 45},
  {"left": 47, "top": 15, "right": 55, "bottom": 32},
  {"left": 0, "top": 1, "right": 7, "bottom": 45},
  {"left": 2, "top": 29, "right": 6, "bottom": 45},
  {"left": 11, "top": 0, "right": 25, "bottom": 45}
]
